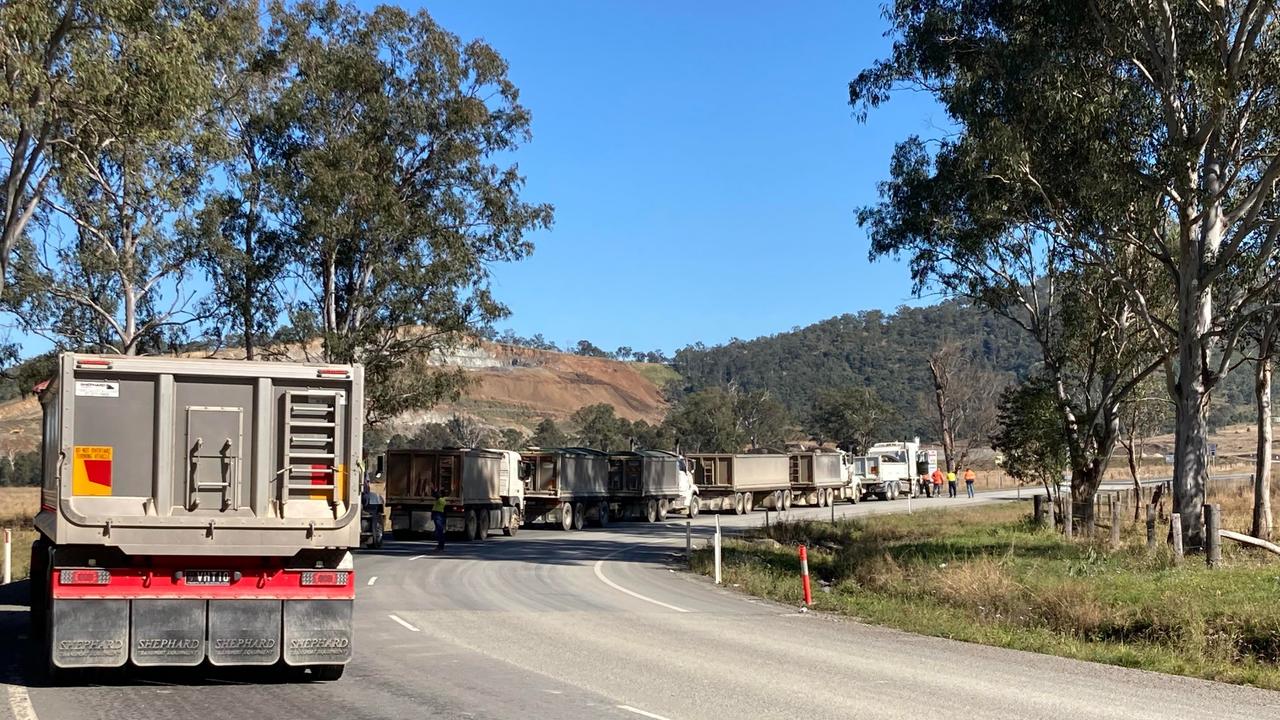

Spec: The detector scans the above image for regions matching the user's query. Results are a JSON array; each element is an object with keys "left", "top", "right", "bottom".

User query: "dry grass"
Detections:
[
  {"left": 695, "top": 501, "right": 1280, "bottom": 690},
  {"left": 0, "top": 486, "right": 39, "bottom": 528}
]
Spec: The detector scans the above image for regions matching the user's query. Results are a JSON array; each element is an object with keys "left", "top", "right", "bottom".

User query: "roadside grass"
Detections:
[
  {"left": 1, "top": 486, "right": 40, "bottom": 581},
  {"left": 693, "top": 496, "right": 1280, "bottom": 690}
]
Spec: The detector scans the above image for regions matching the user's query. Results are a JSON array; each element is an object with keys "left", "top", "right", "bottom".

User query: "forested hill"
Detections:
[{"left": 670, "top": 301, "right": 1040, "bottom": 440}]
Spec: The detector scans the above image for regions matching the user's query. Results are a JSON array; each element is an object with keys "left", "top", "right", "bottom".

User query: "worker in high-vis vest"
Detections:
[
  {"left": 931, "top": 468, "right": 944, "bottom": 497},
  {"left": 432, "top": 490, "right": 448, "bottom": 551},
  {"left": 963, "top": 467, "right": 977, "bottom": 498},
  {"left": 946, "top": 470, "right": 958, "bottom": 498}
]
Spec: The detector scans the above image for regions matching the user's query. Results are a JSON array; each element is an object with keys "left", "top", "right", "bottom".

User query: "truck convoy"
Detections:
[
  {"left": 859, "top": 439, "right": 931, "bottom": 501},
  {"left": 385, "top": 448, "right": 524, "bottom": 540},
  {"left": 30, "top": 353, "right": 362, "bottom": 680}
]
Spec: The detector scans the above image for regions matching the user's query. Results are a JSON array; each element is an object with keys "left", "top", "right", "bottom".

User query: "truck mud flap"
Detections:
[
  {"left": 208, "top": 600, "right": 282, "bottom": 666},
  {"left": 283, "top": 600, "right": 352, "bottom": 666},
  {"left": 131, "top": 599, "right": 206, "bottom": 667},
  {"left": 51, "top": 599, "right": 128, "bottom": 668}
]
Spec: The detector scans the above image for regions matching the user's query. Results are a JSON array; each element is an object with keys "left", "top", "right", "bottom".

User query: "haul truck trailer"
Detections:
[
  {"left": 519, "top": 448, "right": 609, "bottom": 530},
  {"left": 29, "top": 354, "right": 362, "bottom": 681},
  {"left": 686, "top": 453, "right": 791, "bottom": 514},
  {"left": 385, "top": 448, "right": 523, "bottom": 541},
  {"left": 788, "top": 451, "right": 851, "bottom": 507},
  {"left": 607, "top": 450, "right": 699, "bottom": 523}
]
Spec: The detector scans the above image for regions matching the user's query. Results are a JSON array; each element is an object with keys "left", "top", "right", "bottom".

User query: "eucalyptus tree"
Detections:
[
  {"left": 8, "top": 0, "right": 257, "bottom": 354},
  {"left": 853, "top": 0, "right": 1279, "bottom": 545},
  {"left": 266, "top": 1, "right": 553, "bottom": 424}
]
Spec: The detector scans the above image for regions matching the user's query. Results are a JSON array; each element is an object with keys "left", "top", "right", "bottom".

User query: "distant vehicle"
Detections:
[
  {"left": 843, "top": 454, "right": 866, "bottom": 503},
  {"left": 519, "top": 447, "right": 611, "bottom": 530},
  {"left": 361, "top": 478, "right": 385, "bottom": 549},
  {"left": 30, "top": 354, "right": 362, "bottom": 680},
  {"left": 685, "top": 453, "right": 791, "bottom": 513},
  {"left": 607, "top": 450, "right": 699, "bottom": 522},
  {"left": 788, "top": 451, "right": 850, "bottom": 507},
  {"left": 861, "top": 439, "right": 927, "bottom": 501},
  {"left": 385, "top": 448, "right": 524, "bottom": 540}
]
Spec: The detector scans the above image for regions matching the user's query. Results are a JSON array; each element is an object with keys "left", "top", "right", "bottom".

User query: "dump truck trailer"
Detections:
[
  {"left": 607, "top": 450, "right": 699, "bottom": 522},
  {"left": 519, "top": 448, "right": 609, "bottom": 530},
  {"left": 385, "top": 448, "right": 523, "bottom": 540},
  {"left": 686, "top": 453, "right": 791, "bottom": 513},
  {"left": 29, "top": 354, "right": 362, "bottom": 680},
  {"left": 788, "top": 451, "right": 850, "bottom": 507}
]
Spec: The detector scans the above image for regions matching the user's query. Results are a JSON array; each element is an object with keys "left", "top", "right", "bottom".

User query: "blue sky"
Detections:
[{"left": 403, "top": 1, "right": 946, "bottom": 354}]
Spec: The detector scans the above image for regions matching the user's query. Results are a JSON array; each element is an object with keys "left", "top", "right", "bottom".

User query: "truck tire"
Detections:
[
  {"left": 597, "top": 501, "right": 611, "bottom": 528},
  {"left": 657, "top": 498, "right": 669, "bottom": 521},
  {"left": 464, "top": 509, "right": 479, "bottom": 540},
  {"left": 560, "top": 503, "right": 574, "bottom": 531},
  {"left": 503, "top": 509, "right": 521, "bottom": 536},
  {"left": 733, "top": 493, "right": 745, "bottom": 515},
  {"left": 476, "top": 509, "right": 490, "bottom": 540},
  {"left": 29, "top": 538, "right": 48, "bottom": 637},
  {"left": 688, "top": 497, "right": 700, "bottom": 518},
  {"left": 645, "top": 498, "right": 658, "bottom": 523},
  {"left": 744, "top": 493, "right": 755, "bottom": 513},
  {"left": 311, "top": 664, "right": 345, "bottom": 681},
  {"left": 572, "top": 503, "right": 586, "bottom": 531},
  {"left": 783, "top": 490, "right": 793, "bottom": 511},
  {"left": 371, "top": 520, "right": 385, "bottom": 549}
]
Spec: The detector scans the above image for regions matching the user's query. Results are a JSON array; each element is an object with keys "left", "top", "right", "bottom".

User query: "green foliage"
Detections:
[
  {"left": 572, "top": 340, "right": 609, "bottom": 358},
  {"left": 663, "top": 388, "right": 744, "bottom": 453},
  {"left": 0, "top": 451, "right": 41, "bottom": 486},
  {"left": 498, "top": 428, "right": 527, "bottom": 451},
  {"left": 808, "top": 386, "right": 892, "bottom": 455},
  {"left": 570, "top": 403, "right": 628, "bottom": 452},
  {"left": 992, "top": 378, "right": 1069, "bottom": 488},
  {"left": 530, "top": 417, "right": 568, "bottom": 448},
  {"left": 673, "top": 303, "right": 1037, "bottom": 442}
]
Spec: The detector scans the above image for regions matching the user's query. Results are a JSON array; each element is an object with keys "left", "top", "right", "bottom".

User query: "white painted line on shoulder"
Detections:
[
  {"left": 3, "top": 682, "right": 39, "bottom": 720},
  {"left": 409, "top": 554, "right": 427, "bottom": 561},
  {"left": 367, "top": 576, "right": 378, "bottom": 586},
  {"left": 593, "top": 557, "right": 689, "bottom": 613},
  {"left": 618, "top": 705, "right": 674, "bottom": 720},
  {"left": 388, "top": 614, "right": 421, "bottom": 632}
]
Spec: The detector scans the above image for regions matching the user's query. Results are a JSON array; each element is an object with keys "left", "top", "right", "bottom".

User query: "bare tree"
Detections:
[
  {"left": 927, "top": 342, "right": 1008, "bottom": 473},
  {"left": 1248, "top": 316, "right": 1279, "bottom": 540},
  {"left": 445, "top": 414, "right": 490, "bottom": 449},
  {"left": 1118, "top": 381, "right": 1171, "bottom": 522}
]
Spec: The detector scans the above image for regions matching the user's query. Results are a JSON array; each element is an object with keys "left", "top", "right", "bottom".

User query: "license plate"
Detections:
[{"left": 186, "top": 570, "right": 232, "bottom": 586}]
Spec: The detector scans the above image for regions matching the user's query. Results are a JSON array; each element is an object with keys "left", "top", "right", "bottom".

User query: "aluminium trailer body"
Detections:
[
  {"left": 861, "top": 440, "right": 922, "bottom": 500},
  {"left": 385, "top": 448, "right": 523, "bottom": 541},
  {"left": 685, "top": 453, "right": 791, "bottom": 514},
  {"left": 607, "top": 450, "right": 698, "bottom": 522},
  {"left": 788, "top": 451, "right": 850, "bottom": 507},
  {"left": 30, "top": 353, "right": 362, "bottom": 680},
  {"left": 519, "top": 448, "right": 609, "bottom": 530}
]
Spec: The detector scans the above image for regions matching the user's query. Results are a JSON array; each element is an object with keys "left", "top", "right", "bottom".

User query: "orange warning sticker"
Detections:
[{"left": 72, "top": 446, "right": 113, "bottom": 496}]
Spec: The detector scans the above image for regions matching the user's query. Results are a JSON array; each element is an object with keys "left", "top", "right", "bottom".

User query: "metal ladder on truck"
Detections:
[{"left": 280, "top": 390, "right": 346, "bottom": 514}]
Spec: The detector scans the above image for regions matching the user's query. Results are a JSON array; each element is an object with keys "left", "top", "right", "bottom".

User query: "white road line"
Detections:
[
  {"left": 409, "top": 554, "right": 427, "bottom": 561},
  {"left": 593, "top": 549, "right": 689, "bottom": 614},
  {"left": 3, "top": 682, "right": 39, "bottom": 720},
  {"left": 367, "top": 576, "right": 378, "bottom": 586},
  {"left": 388, "top": 614, "right": 421, "bottom": 632},
  {"left": 617, "top": 705, "right": 673, "bottom": 720}
]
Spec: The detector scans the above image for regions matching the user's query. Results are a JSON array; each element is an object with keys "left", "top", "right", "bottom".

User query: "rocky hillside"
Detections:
[{"left": 0, "top": 341, "right": 671, "bottom": 455}]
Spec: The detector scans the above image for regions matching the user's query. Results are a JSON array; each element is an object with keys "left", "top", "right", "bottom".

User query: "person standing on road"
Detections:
[
  {"left": 963, "top": 467, "right": 976, "bottom": 498},
  {"left": 431, "top": 490, "right": 447, "bottom": 551},
  {"left": 946, "top": 470, "right": 957, "bottom": 498},
  {"left": 931, "top": 468, "right": 944, "bottom": 498}
]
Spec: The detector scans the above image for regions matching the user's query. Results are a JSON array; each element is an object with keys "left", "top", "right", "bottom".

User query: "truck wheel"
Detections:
[
  {"left": 560, "top": 503, "right": 574, "bottom": 531},
  {"left": 688, "top": 497, "right": 700, "bottom": 518},
  {"left": 783, "top": 490, "right": 793, "bottom": 511},
  {"left": 848, "top": 489, "right": 859, "bottom": 505},
  {"left": 598, "top": 501, "right": 611, "bottom": 528},
  {"left": 464, "top": 509, "right": 479, "bottom": 540},
  {"left": 744, "top": 493, "right": 755, "bottom": 513},
  {"left": 476, "top": 510, "right": 490, "bottom": 541},
  {"left": 504, "top": 509, "right": 521, "bottom": 536},
  {"left": 733, "top": 493, "right": 745, "bottom": 515},
  {"left": 311, "top": 664, "right": 345, "bottom": 681},
  {"left": 572, "top": 503, "right": 586, "bottom": 531},
  {"left": 645, "top": 498, "right": 658, "bottom": 523},
  {"left": 371, "top": 521, "right": 385, "bottom": 549},
  {"left": 657, "top": 498, "right": 669, "bottom": 521},
  {"left": 29, "top": 539, "right": 48, "bottom": 637}
]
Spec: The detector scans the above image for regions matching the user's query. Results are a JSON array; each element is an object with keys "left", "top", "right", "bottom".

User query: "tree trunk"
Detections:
[
  {"left": 1124, "top": 437, "right": 1143, "bottom": 522},
  {"left": 1253, "top": 355, "right": 1273, "bottom": 540},
  {"left": 929, "top": 357, "right": 956, "bottom": 473},
  {"left": 1071, "top": 462, "right": 1101, "bottom": 533}
]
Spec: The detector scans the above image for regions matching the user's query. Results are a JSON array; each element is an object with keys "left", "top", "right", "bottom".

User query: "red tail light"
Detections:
[
  {"left": 300, "top": 571, "right": 350, "bottom": 586},
  {"left": 76, "top": 358, "right": 113, "bottom": 369},
  {"left": 60, "top": 568, "right": 111, "bottom": 585},
  {"left": 316, "top": 368, "right": 350, "bottom": 378}
]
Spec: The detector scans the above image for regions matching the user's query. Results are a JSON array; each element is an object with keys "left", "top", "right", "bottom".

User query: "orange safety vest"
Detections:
[
  {"left": 963, "top": 470, "right": 976, "bottom": 482},
  {"left": 931, "top": 470, "right": 944, "bottom": 484}
]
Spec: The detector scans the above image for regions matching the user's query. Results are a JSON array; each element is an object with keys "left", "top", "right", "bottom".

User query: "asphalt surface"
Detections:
[{"left": 3, "top": 490, "right": 1279, "bottom": 720}]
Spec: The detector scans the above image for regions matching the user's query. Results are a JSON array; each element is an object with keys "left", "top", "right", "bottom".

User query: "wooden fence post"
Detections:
[
  {"left": 1146, "top": 504, "right": 1156, "bottom": 550},
  {"left": 1064, "top": 497, "right": 1074, "bottom": 539},
  {"left": 1170, "top": 513, "right": 1183, "bottom": 564},
  {"left": 1033, "top": 495, "right": 1046, "bottom": 529},
  {"left": 1205, "top": 504, "right": 1222, "bottom": 568},
  {"left": 1110, "top": 503, "right": 1121, "bottom": 549}
]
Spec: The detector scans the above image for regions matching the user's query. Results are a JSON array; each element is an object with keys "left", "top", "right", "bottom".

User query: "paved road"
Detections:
[{"left": 3, "top": 491, "right": 1279, "bottom": 720}]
